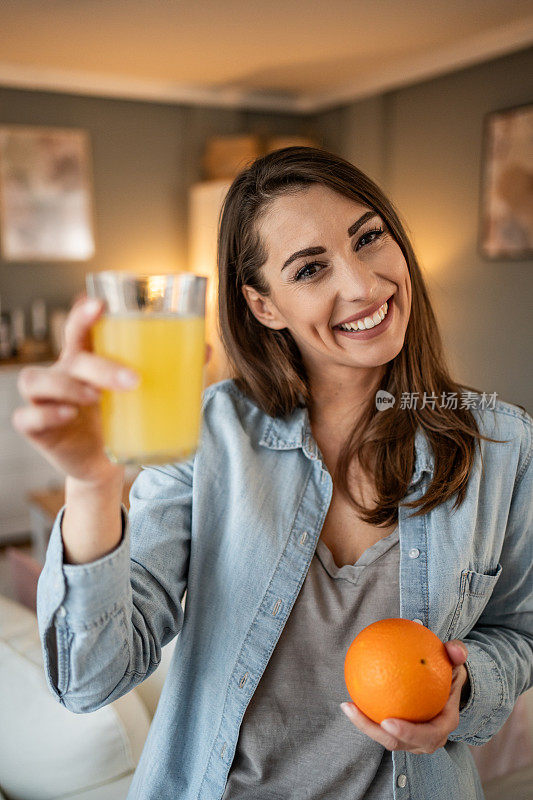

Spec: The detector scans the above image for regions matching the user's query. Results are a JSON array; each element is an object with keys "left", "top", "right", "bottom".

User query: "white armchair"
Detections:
[{"left": 0, "top": 593, "right": 176, "bottom": 799}]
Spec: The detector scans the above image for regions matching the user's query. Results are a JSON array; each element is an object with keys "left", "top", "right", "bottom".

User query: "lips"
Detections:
[
  {"left": 333, "top": 293, "right": 395, "bottom": 339},
  {"left": 333, "top": 294, "right": 395, "bottom": 328}
]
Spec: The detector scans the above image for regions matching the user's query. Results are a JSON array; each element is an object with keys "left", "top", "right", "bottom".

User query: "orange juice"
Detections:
[{"left": 92, "top": 313, "right": 205, "bottom": 464}]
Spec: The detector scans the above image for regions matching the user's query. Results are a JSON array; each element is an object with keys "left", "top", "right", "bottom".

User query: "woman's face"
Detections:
[{"left": 242, "top": 183, "right": 411, "bottom": 381}]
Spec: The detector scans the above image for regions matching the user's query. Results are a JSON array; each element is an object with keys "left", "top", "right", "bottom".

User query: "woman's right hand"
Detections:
[{"left": 11, "top": 297, "right": 140, "bottom": 486}]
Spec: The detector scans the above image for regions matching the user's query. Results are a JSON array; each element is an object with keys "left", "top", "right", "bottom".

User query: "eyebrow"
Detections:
[{"left": 281, "top": 211, "right": 380, "bottom": 271}]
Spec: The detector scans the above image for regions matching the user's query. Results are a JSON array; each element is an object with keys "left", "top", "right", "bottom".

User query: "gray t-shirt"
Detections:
[{"left": 222, "top": 526, "right": 400, "bottom": 799}]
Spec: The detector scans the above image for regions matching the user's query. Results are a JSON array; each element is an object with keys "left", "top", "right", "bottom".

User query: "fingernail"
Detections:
[
  {"left": 116, "top": 369, "right": 140, "bottom": 389},
  {"left": 340, "top": 702, "right": 355, "bottom": 717},
  {"left": 381, "top": 719, "right": 399, "bottom": 734},
  {"left": 84, "top": 299, "right": 101, "bottom": 315}
]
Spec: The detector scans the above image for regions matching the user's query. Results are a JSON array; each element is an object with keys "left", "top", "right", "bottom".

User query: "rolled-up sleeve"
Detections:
[
  {"left": 36, "top": 458, "right": 194, "bottom": 714},
  {"left": 449, "top": 415, "right": 533, "bottom": 745}
]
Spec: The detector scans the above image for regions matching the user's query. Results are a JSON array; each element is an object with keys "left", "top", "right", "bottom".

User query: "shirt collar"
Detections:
[{"left": 258, "top": 404, "right": 434, "bottom": 488}]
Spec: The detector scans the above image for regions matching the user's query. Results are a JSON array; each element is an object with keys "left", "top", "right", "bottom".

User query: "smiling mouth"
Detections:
[{"left": 333, "top": 296, "right": 393, "bottom": 332}]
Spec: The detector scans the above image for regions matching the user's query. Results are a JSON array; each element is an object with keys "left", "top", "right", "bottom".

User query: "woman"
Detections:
[{"left": 14, "top": 147, "right": 532, "bottom": 800}]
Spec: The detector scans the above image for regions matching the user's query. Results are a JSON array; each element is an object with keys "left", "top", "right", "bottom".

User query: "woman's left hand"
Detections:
[{"left": 340, "top": 640, "right": 470, "bottom": 755}]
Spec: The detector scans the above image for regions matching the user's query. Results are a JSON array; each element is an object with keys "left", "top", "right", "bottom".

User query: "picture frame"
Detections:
[
  {"left": 479, "top": 103, "right": 533, "bottom": 260},
  {"left": 0, "top": 125, "right": 95, "bottom": 261}
]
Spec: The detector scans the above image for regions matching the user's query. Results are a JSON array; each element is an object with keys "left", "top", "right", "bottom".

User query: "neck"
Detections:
[{"left": 308, "top": 364, "right": 386, "bottom": 432}]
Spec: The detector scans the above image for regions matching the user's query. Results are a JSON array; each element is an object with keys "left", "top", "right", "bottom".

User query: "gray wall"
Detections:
[
  {"left": 1, "top": 46, "right": 532, "bottom": 412},
  {"left": 0, "top": 88, "right": 306, "bottom": 316},
  {"left": 314, "top": 47, "right": 533, "bottom": 413}
]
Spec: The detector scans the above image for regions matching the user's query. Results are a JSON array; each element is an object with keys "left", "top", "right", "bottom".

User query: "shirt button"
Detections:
[
  {"left": 408, "top": 548, "right": 420, "bottom": 559},
  {"left": 413, "top": 618, "right": 423, "bottom": 625},
  {"left": 397, "top": 774, "right": 407, "bottom": 788},
  {"left": 56, "top": 605, "right": 66, "bottom": 618}
]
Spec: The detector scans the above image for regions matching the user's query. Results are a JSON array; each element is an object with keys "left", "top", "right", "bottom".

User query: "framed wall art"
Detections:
[
  {"left": 0, "top": 125, "right": 95, "bottom": 261},
  {"left": 479, "top": 103, "right": 533, "bottom": 260}
]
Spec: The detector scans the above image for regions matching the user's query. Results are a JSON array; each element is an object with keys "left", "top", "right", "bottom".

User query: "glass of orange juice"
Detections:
[{"left": 86, "top": 271, "right": 207, "bottom": 465}]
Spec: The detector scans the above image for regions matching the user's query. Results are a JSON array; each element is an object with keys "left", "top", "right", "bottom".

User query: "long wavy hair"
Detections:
[{"left": 217, "top": 146, "right": 508, "bottom": 525}]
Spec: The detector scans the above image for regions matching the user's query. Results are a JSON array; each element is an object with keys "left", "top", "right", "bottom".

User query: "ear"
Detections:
[{"left": 241, "top": 285, "right": 288, "bottom": 331}]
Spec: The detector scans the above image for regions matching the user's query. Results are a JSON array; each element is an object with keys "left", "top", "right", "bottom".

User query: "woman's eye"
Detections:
[
  {"left": 294, "top": 261, "right": 325, "bottom": 281},
  {"left": 293, "top": 228, "right": 385, "bottom": 281},
  {"left": 356, "top": 227, "right": 385, "bottom": 250}
]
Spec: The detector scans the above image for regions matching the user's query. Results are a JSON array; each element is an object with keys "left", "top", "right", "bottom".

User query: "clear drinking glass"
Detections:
[{"left": 86, "top": 271, "right": 207, "bottom": 465}]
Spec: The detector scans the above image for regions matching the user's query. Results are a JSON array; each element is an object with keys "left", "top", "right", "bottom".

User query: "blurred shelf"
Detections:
[{"left": 0, "top": 352, "right": 55, "bottom": 369}]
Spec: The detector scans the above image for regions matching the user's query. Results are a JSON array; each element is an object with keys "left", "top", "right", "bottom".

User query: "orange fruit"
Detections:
[{"left": 344, "top": 618, "right": 453, "bottom": 724}]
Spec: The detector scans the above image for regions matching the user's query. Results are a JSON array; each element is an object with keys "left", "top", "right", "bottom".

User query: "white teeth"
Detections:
[{"left": 337, "top": 300, "right": 389, "bottom": 332}]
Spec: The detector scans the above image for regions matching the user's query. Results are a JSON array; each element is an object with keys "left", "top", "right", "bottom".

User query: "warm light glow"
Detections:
[
  {"left": 417, "top": 234, "right": 469, "bottom": 278},
  {"left": 147, "top": 274, "right": 167, "bottom": 301},
  {"left": 188, "top": 180, "right": 233, "bottom": 386}
]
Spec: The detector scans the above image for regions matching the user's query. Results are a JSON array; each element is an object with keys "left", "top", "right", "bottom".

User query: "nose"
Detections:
[{"left": 333, "top": 256, "right": 380, "bottom": 304}]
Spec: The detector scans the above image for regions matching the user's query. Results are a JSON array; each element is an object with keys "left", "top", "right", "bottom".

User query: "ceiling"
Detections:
[{"left": 1, "top": 0, "right": 533, "bottom": 112}]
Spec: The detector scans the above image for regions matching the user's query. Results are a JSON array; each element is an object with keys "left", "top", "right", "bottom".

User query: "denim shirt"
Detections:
[{"left": 36, "top": 379, "right": 533, "bottom": 800}]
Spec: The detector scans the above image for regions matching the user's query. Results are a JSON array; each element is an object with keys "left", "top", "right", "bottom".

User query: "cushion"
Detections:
[
  {"left": 5, "top": 546, "right": 42, "bottom": 612},
  {"left": 483, "top": 763, "right": 533, "bottom": 800},
  {"left": 0, "top": 594, "right": 151, "bottom": 799},
  {"left": 469, "top": 690, "right": 533, "bottom": 784}
]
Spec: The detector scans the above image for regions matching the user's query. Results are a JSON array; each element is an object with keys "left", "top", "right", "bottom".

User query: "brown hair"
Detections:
[{"left": 217, "top": 146, "right": 508, "bottom": 524}]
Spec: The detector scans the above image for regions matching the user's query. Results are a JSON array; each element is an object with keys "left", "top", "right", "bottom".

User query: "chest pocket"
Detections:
[{"left": 444, "top": 563, "right": 503, "bottom": 642}]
